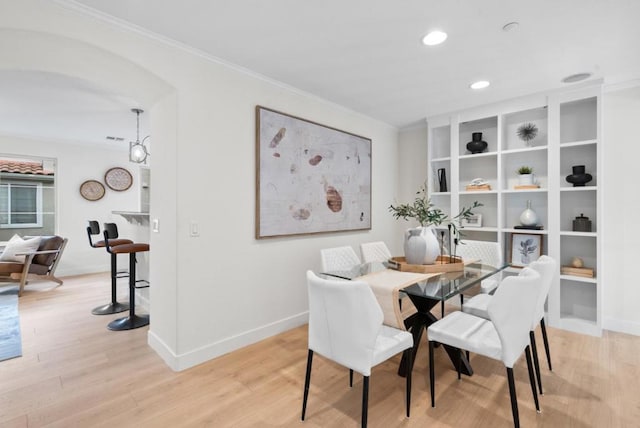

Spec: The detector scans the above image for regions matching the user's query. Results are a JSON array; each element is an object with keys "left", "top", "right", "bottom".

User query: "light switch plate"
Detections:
[{"left": 152, "top": 218, "right": 159, "bottom": 232}]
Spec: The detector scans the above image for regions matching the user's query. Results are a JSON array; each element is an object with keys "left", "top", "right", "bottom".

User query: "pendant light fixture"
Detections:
[{"left": 129, "top": 108, "right": 150, "bottom": 164}]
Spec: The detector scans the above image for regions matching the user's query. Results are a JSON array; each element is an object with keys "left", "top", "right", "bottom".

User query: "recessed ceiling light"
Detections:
[
  {"left": 470, "top": 80, "right": 490, "bottom": 90},
  {"left": 422, "top": 31, "right": 448, "bottom": 46},
  {"left": 561, "top": 72, "right": 592, "bottom": 83}
]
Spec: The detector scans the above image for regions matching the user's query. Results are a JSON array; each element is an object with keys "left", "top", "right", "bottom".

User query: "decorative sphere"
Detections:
[{"left": 571, "top": 257, "right": 584, "bottom": 268}]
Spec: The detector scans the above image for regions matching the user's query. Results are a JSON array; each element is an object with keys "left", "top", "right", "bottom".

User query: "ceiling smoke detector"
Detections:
[
  {"left": 502, "top": 22, "right": 520, "bottom": 32},
  {"left": 562, "top": 73, "right": 592, "bottom": 83}
]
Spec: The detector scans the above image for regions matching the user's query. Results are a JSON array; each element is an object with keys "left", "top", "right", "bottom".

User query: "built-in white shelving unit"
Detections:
[{"left": 427, "top": 86, "right": 602, "bottom": 336}]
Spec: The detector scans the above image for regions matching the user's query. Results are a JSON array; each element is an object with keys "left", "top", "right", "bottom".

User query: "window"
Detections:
[
  {"left": 0, "top": 156, "right": 55, "bottom": 238},
  {"left": 0, "top": 182, "right": 43, "bottom": 227}
]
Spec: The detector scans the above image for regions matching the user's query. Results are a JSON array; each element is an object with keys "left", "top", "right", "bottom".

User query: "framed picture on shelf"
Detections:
[
  {"left": 461, "top": 214, "right": 482, "bottom": 228},
  {"left": 510, "top": 233, "right": 543, "bottom": 267}
]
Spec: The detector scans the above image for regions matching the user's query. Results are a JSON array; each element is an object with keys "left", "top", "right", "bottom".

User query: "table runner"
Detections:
[{"left": 355, "top": 269, "right": 441, "bottom": 330}]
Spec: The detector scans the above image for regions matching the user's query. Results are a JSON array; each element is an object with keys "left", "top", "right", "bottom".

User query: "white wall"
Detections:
[
  {"left": 602, "top": 85, "right": 640, "bottom": 335},
  {"left": 0, "top": 134, "right": 142, "bottom": 276},
  {"left": 1, "top": 0, "right": 401, "bottom": 370}
]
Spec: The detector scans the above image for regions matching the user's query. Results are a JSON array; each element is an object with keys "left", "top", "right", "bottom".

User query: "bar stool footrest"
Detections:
[
  {"left": 108, "top": 314, "right": 149, "bottom": 331},
  {"left": 135, "top": 280, "right": 150, "bottom": 289},
  {"left": 91, "top": 302, "right": 130, "bottom": 315}
]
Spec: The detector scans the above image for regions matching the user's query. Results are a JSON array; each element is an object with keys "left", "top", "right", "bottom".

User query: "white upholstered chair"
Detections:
[
  {"left": 320, "top": 246, "right": 361, "bottom": 272},
  {"left": 456, "top": 239, "right": 503, "bottom": 294},
  {"left": 302, "top": 271, "right": 414, "bottom": 428},
  {"left": 428, "top": 268, "right": 542, "bottom": 428},
  {"left": 359, "top": 241, "right": 392, "bottom": 263},
  {"left": 462, "top": 255, "right": 557, "bottom": 395}
]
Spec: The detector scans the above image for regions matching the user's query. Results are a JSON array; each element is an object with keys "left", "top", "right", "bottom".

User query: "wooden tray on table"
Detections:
[{"left": 388, "top": 255, "right": 464, "bottom": 273}]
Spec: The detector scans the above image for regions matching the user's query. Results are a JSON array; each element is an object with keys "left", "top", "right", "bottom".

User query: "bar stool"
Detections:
[
  {"left": 86, "top": 220, "right": 132, "bottom": 315},
  {"left": 103, "top": 223, "right": 150, "bottom": 331}
]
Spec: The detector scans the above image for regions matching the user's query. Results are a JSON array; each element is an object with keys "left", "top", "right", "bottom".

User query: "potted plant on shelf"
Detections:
[
  {"left": 389, "top": 184, "right": 482, "bottom": 265},
  {"left": 517, "top": 166, "right": 535, "bottom": 186}
]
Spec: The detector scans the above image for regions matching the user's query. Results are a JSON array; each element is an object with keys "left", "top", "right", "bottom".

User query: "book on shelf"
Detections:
[
  {"left": 514, "top": 184, "right": 541, "bottom": 190},
  {"left": 465, "top": 184, "right": 492, "bottom": 191},
  {"left": 514, "top": 225, "right": 544, "bottom": 230},
  {"left": 561, "top": 266, "right": 595, "bottom": 278}
]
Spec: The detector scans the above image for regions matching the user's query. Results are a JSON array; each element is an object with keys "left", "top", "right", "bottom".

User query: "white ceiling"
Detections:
[
  {"left": 0, "top": 70, "right": 146, "bottom": 148},
  {"left": 2, "top": 0, "right": 639, "bottom": 145}
]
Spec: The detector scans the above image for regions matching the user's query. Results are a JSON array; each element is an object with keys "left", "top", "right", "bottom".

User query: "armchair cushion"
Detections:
[
  {"left": 32, "top": 236, "right": 64, "bottom": 266},
  {"left": 0, "top": 235, "right": 42, "bottom": 263}
]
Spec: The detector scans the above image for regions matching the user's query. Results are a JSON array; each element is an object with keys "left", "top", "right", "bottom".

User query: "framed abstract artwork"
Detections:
[{"left": 256, "top": 106, "right": 372, "bottom": 238}]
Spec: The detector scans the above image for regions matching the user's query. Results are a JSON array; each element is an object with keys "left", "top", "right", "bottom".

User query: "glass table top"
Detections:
[{"left": 321, "top": 261, "right": 509, "bottom": 301}]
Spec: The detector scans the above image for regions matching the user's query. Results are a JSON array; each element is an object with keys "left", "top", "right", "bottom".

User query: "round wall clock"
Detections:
[
  {"left": 104, "top": 167, "right": 133, "bottom": 191},
  {"left": 80, "top": 180, "right": 106, "bottom": 201}
]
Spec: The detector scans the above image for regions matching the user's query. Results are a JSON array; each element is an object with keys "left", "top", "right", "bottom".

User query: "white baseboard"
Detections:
[
  {"left": 148, "top": 311, "right": 309, "bottom": 372},
  {"left": 603, "top": 318, "right": 640, "bottom": 336},
  {"left": 56, "top": 264, "right": 109, "bottom": 277}
]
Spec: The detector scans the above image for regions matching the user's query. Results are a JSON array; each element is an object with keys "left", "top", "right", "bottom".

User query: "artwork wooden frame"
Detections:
[
  {"left": 510, "top": 233, "right": 543, "bottom": 267},
  {"left": 255, "top": 106, "right": 372, "bottom": 239}
]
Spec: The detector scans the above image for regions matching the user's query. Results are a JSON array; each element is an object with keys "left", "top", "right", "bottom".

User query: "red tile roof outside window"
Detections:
[{"left": 0, "top": 159, "right": 54, "bottom": 176}]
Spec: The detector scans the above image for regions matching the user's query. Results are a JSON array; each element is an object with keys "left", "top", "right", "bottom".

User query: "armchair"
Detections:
[{"left": 0, "top": 235, "right": 68, "bottom": 296}]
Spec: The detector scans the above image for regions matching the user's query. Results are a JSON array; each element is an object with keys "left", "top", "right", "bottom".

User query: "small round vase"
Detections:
[
  {"left": 404, "top": 226, "right": 439, "bottom": 265},
  {"left": 566, "top": 165, "right": 593, "bottom": 187},
  {"left": 466, "top": 132, "right": 488, "bottom": 154},
  {"left": 519, "top": 200, "right": 539, "bottom": 227}
]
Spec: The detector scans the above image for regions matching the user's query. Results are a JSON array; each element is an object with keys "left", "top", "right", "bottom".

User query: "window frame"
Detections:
[{"left": 0, "top": 181, "right": 44, "bottom": 229}]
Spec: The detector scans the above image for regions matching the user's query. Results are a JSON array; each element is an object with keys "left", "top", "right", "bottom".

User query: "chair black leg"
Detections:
[
  {"left": 456, "top": 349, "right": 462, "bottom": 380},
  {"left": 362, "top": 376, "right": 369, "bottom": 428},
  {"left": 525, "top": 345, "right": 541, "bottom": 413},
  {"left": 506, "top": 367, "right": 520, "bottom": 428},
  {"left": 350, "top": 369, "right": 354, "bottom": 387},
  {"left": 540, "top": 318, "right": 553, "bottom": 371},
  {"left": 404, "top": 348, "right": 413, "bottom": 417},
  {"left": 429, "top": 341, "right": 436, "bottom": 408},
  {"left": 466, "top": 350, "right": 470, "bottom": 364},
  {"left": 441, "top": 300, "right": 445, "bottom": 318},
  {"left": 301, "top": 350, "right": 313, "bottom": 421},
  {"left": 460, "top": 293, "right": 464, "bottom": 308},
  {"left": 530, "top": 331, "right": 543, "bottom": 395}
]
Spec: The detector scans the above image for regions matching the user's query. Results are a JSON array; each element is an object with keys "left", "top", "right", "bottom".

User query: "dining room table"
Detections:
[{"left": 320, "top": 260, "right": 509, "bottom": 377}]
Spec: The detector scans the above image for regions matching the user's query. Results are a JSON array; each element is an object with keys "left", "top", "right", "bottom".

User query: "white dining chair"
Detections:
[
  {"left": 320, "top": 245, "right": 361, "bottom": 272},
  {"left": 302, "top": 271, "right": 414, "bottom": 428},
  {"left": 461, "top": 255, "right": 557, "bottom": 395},
  {"left": 428, "top": 268, "right": 542, "bottom": 428},
  {"left": 359, "top": 241, "right": 392, "bottom": 263},
  {"left": 455, "top": 239, "right": 503, "bottom": 294}
]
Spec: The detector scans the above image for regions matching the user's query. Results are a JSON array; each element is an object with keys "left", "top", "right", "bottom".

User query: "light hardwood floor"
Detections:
[{"left": 1, "top": 273, "right": 639, "bottom": 427}]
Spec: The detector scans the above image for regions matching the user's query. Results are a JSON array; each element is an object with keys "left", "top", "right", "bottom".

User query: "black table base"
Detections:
[{"left": 398, "top": 294, "right": 473, "bottom": 377}]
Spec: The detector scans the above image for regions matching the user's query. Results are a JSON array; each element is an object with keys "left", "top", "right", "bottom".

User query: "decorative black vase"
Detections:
[
  {"left": 466, "top": 132, "right": 488, "bottom": 154},
  {"left": 566, "top": 165, "right": 593, "bottom": 187},
  {"left": 437, "top": 168, "right": 448, "bottom": 192}
]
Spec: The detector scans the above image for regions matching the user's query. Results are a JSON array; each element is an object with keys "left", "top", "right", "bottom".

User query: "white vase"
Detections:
[
  {"left": 404, "top": 226, "right": 440, "bottom": 265},
  {"left": 519, "top": 174, "right": 534, "bottom": 186},
  {"left": 519, "top": 200, "right": 539, "bottom": 226}
]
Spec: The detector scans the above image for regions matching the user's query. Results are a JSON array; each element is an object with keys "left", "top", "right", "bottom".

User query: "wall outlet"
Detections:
[{"left": 152, "top": 218, "right": 159, "bottom": 233}]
